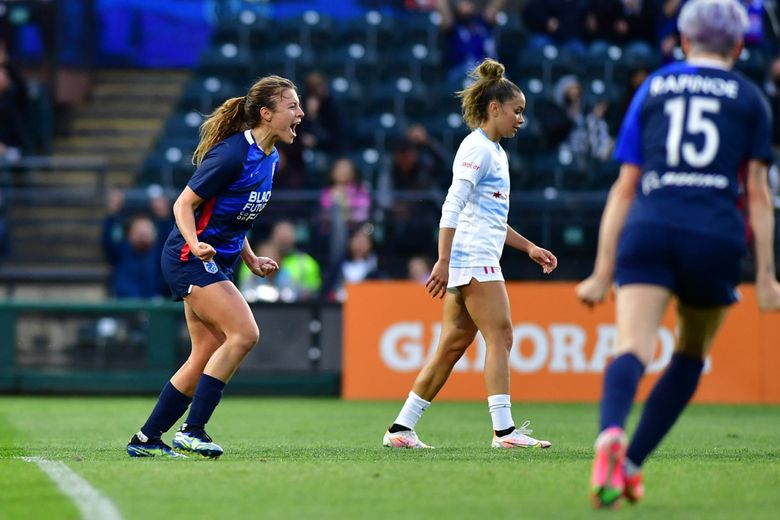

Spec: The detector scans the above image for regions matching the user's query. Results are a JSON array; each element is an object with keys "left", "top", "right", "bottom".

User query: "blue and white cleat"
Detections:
[
  {"left": 127, "top": 433, "right": 186, "bottom": 458},
  {"left": 173, "top": 426, "right": 224, "bottom": 458}
]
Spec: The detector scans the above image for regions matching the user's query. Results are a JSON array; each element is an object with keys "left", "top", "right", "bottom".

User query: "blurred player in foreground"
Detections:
[
  {"left": 127, "top": 75, "right": 304, "bottom": 458},
  {"left": 576, "top": 0, "right": 780, "bottom": 508},
  {"left": 383, "top": 58, "right": 558, "bottom": 449}
]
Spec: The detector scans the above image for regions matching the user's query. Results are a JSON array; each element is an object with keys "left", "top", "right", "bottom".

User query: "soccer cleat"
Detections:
[
  {"left": 491, "top": 420, "right": 551, "bottom": 449},
  {"left": 172, "top": 426, "right": 224, "bottom": 458},
  {"left": 126, "top": 434, "right": 186, "bottom": 458},
  {"left": 383, "top": 429, "right": 434, "bottom": 449},
  {"left": 623, "top": 471, "right": 644, "bottom": 503},
  {"left": 590, "top": 426, "right": 628, "bottom": 509}
]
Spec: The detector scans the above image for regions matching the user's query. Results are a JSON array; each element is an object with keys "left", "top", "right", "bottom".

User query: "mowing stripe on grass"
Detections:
[{"left": 21, "top": 457, "right": 122, "bottom": 520}]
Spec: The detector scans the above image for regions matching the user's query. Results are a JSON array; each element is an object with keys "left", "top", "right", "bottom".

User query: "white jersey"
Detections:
[{"left": 448, "top": 129, "right": 510, "bottom": 268}]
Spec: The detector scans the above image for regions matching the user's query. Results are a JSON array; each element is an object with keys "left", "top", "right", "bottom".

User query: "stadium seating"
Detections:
[{"left": 144, "top": 5, "right": 769, "bottom": 280}]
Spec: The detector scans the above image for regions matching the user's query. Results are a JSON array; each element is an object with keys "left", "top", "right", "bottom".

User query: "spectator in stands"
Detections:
[
  {"left": 239, "top": 241, "right": 287, "bottom": 303},
  {"left": 381, "top": 124, "right": 449, "bottom": 193},
  {"left": 619, "top": 66, "right": 650, "bottom": 122},
  {"left": 102, "top": 189, "right": 171, "bottom": 298},
  {"left": 274, "top": 132, "right": 306, "bottom": 189},
  {"left": 657, "top": 0, "right": 688, "bottom": 61},
  {"left": 299, "top": 71, "right": 344, "bottom": 155},
  {"left": 437, "top": 0, "right": 505, "bottom": 81},
  {"left": 320, "top": 157, "right": 371, "bottom": 226},
  {"left": 585, "top": 0, "right": 659, "bottom": 49},
  {"left": 552, "top": 74, "right": 613, "bottom": 162},
  {"left": 741, "top": 0, "right": 764, "bottom": 48},
  {"left": 0, "top": 66, "right": 24, "bottom": 161},
  {"left": 321, "top": 224, "right": 384, "bottom": 302},
  {"left": 522, "top": 0, "right": 589, "bottom": 56},
  {"left": 376, "top": 124, "right": 447, "bottom": 263},
  {"left": 268, "top": 220, "right": 322, "bottom": 301},
  {"left": 408, "top": 255, "right": 432, "bottom": 283}
]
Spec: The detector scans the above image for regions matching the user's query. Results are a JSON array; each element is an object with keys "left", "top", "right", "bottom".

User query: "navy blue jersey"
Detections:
[
  {"left": 614, "top": 61, "right": 772, "bottom": 247},
  {"left": 164, "top": 130, "right": 278, "bottom": 271}
]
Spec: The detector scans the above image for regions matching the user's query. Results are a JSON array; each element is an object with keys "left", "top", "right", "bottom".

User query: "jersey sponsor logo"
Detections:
[
  {"left": 642, "top": 170, "right": 729, "bottom": 195},
  {"left": 202, "top": 260, "right": 218, "bottom": 274},
  {"left": 237, "top": 189, "right": 272, "bottom": 221},
  {"left": 649, "top": 74, "right": 739, "bottom": 99},
  {"left": 461, "top": 161, "right": 480, "bottom": 171},
  {"left": 492, "top": 191, "right": 508, "bottom": 199}
]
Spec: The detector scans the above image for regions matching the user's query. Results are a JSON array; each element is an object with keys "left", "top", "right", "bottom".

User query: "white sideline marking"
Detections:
[{"left": 21, "top": 456, "right": 122, "bottom": 520}]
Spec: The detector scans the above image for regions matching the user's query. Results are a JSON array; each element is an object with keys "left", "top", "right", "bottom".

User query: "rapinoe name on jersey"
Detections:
[{"left": 649, "top": 74, "right": 739, "bottom": 99}]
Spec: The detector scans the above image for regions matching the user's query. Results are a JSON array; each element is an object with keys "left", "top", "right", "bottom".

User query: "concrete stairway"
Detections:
[{"left": 1, "top": 69, "right": 189, "bottom": 300}]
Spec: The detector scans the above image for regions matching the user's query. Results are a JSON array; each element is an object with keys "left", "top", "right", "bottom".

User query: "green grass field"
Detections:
[{"left": 0, "top": 397, "right": 778, "bottom": 519}]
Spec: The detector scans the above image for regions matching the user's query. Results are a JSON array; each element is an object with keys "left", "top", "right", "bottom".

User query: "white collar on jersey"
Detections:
[
  {"left": 243, "top": 129, "right": 254, "bottom": 144},
  {"left": 686, "top": 56, "right": 730, "bottom": 70}
]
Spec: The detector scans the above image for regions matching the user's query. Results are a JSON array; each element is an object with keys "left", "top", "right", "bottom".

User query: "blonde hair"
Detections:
[
  {"left": 456, "top": 58, "right": 522, "bottom": 129},
  {"left": 193, "top": 75, "right": 297, "bottom": 165}
]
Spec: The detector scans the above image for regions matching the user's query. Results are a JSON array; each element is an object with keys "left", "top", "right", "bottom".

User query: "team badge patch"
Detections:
[{"left": 202, "top": 261, "right": 218, "bottom": 274}]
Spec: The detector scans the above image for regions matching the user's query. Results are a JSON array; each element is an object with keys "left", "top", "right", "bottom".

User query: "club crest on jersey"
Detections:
[{"left": 202, "top": 260, "right": 218, "bottom": 274}]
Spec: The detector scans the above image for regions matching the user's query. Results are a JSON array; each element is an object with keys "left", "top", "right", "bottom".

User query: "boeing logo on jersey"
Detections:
[
  {"left": 649, "top": 74, "right": 739, "bottom": 99},
  {"left": 461, "top": 161, "right": 480, "bottom": 171},
  {"left": 237, "top": 190, "right": 272, "bottom": 221},
  {"left": 642, "top": 170, "right": 729, "bottom": 195}
]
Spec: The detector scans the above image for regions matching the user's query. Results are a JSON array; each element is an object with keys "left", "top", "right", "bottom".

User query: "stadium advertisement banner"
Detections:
[{"left": 343, "top": 282, "right": 780, "bottom": 403}]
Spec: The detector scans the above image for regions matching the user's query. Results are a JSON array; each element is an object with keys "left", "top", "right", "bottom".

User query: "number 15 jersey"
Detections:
[{"left": 614, "top": 58, "right": 773, "bottom": 248}]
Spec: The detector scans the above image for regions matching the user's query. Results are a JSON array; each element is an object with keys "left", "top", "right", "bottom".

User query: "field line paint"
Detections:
[{"left": 21, "top": 456, "right": 122, "bottom": 520}]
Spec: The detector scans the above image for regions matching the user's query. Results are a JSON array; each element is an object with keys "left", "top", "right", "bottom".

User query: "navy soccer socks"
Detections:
[
  {"left": 140, "top": 382, "right": 192, "bottom": 440},
  {"left": 184, "top": 374, "right": 227, "bottom": 430},
  {"left": 599, "top": 353, "right": 645, "bottom": 431},
  {"left": 627, "top": 353, "right": 704, "bottom": 466}
]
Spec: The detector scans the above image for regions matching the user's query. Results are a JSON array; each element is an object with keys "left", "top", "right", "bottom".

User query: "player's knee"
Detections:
[
  {"left": 494, "top": 323, "right": 513, "bottom": 352},
  {"left": 233, "top": 324, "right": 260, "bottom": 352}
]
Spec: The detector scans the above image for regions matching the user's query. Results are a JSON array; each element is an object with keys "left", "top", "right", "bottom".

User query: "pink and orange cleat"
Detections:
[
  {"left": 590, "top": 426, "right": 628, "bottom": 509},
  {"left": 623, "top": 471, "right": 644, "bottom": 503}
]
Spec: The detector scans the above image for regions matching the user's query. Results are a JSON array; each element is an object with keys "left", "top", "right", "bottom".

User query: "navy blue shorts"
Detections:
[
  {"left": 161, "top": 249, "right": 232, "bottom": 302},
  {"left": 615, "top": 223, "right": 745, "bottom": 308}
]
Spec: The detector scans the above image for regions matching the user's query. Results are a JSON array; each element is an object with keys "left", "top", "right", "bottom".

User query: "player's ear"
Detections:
[
  {"left": 680, "top": 35, "right": 690, "bottom": 57},
  {"left": 730, "top": 38, "right": 744, "bottom": 62},
  {"left": 489, "top": 100, "right": 499, "bottom": 117},
  {"left": 259, "top": 106, "right": 272, "bottom": 122}
]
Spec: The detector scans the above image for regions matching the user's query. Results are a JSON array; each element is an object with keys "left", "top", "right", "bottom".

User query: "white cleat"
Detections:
[
  {"left": 383, "top": 429, "right": 434, "bottom": 449},
  {"left": 491, "top": 420, "right": 551, "bottom": 449}
]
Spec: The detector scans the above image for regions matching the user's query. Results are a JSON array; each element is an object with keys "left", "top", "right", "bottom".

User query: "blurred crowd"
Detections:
[{"left": 3, "top": 1, "right": 780, "bottom": 298}]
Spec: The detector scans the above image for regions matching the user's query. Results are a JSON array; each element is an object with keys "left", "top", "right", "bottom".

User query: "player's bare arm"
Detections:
[
  {"left": 576, "top": 164, "right": 640, "bottom": 306},
  {"left": 505, "top": 225, "right": 557, "bottom": 274},
  {"left": 746, "top": 160, "right": 780, "bottom": 311},
  {"left": 172, "top": 186, "right": 215, "bottom": 262}
]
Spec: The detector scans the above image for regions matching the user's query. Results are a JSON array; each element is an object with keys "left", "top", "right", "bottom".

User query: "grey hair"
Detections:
[{"left": 677, "top": 0, "right": 749, "bottom": 57}]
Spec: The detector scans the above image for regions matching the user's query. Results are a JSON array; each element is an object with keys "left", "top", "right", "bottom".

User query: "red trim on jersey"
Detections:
[
  {"left": 179, "top": 197, "right": 217, "bottom": 261},
  {"left": 483, "top": 266, "right": 488, "bottom": 274}
]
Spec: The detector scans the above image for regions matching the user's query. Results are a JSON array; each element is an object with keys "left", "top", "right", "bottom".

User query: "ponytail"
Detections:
[
  {"left": 457, "top": 58, "right": 522, "bottom": 129},
  {"left": 193, "top": 97, "right": 247, "bottom": 165}
]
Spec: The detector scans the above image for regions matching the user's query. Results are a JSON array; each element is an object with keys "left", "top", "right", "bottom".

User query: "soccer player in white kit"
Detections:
[{"left": 383, "top": 58, "right": 558, "bottom": 449}]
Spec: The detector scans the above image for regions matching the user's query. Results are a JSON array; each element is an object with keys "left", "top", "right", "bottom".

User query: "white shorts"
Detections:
[{"left": 447, "top": 266, "right": 504, "bottom": 290}]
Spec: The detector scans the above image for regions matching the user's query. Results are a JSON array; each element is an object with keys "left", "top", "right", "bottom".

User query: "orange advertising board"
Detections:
[{"left": 343, "top": 282, "right": 779, "bottom": 403}]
